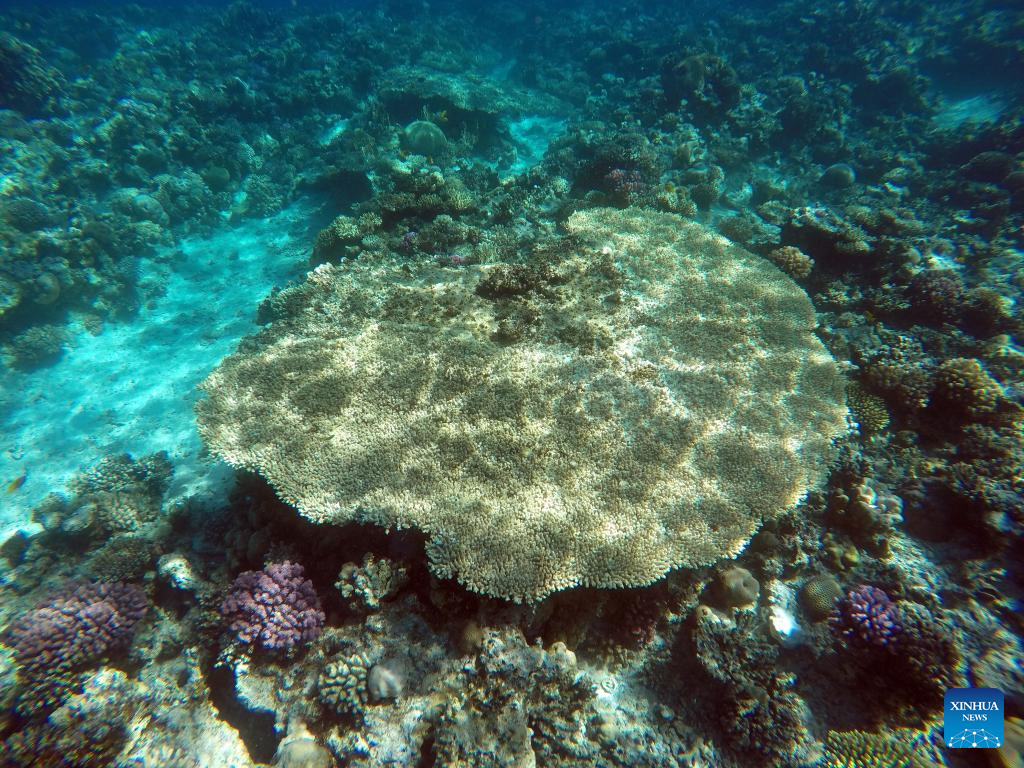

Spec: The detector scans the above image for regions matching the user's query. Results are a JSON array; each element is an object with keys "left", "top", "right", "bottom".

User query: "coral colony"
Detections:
[
  {"left": 0, "top": 0, "right": 1021, "bottom": 766},
  {"left": 830, "top": 585, "right": 904, "bottom": 650},
  {"left": 221, "top": 562, "right": 325, "bottom": 653}
]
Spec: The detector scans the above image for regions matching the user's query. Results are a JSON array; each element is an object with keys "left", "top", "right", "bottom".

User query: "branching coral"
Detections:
[
  {"left": 931, "top": 357, "right": 1003, "bottom": 418},
  {"left": 319, "top": 652, "right": 371, "bottom": 717},
  {"left": 823, "top": 729, "right": 932, "bottom": 768},
  {"left": 830, "top": 585, "right": 903, "bottom": 649},
  {"left": 768, "top": 245, "right": 815, "bottom": 280},
  {"left": 1, "top": 580, "right": 147, "bottom": 714},
  {"left": 197, "top": 208, "right": 847, "bottom": 602},
  {"left": 335, "top": 554, "right": 409, "bottom": 614},
  {"left": 846, "top": 382, "right": 890, "bottom": 434},
  {"left": 220, "top": 561, "right": 324, "bottom": 652}
]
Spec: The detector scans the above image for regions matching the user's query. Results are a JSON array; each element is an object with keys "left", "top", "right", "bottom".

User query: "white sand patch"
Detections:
[{"left": 0, "top": 200, "right": 317, "bottom": 539}]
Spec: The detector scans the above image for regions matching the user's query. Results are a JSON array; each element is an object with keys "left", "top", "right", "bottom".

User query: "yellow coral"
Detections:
[
  {"left": 847, "top": 382, "right": 890, "bottom": 434},
  {"left": 934, "top": 357, "right": 1003, "bottom": 416},
  {"left": 799, "top": 574, "right": 842, "bottom": 620},
  {"left": 197, "top": 208, "right": 847, "bottom": 602},
  {"left": 768, "top": 245, "right": 814, "bottom": 280},
  {"left": 823, "top": 729, "right": 933, "bottom": 768}
]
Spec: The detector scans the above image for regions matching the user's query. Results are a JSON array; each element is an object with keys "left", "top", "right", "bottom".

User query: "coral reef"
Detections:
[
  {"left": 660, "top": 52, "right": 741, "bottom": 123},
  {"left": 0, "top": 0, "right": 1021, "bottom": 765},
  {"left": 197, "top": 207, "right": 847, "bottom": 602},
  {"left": 220, "top": 561, "right": 325, "bottom": 653},
  {"left": 0, "top": 32, "right": 65, "bottom": 117},
  {"left": 822, "top": 729, "right": 931, "bottom": 768},
  {"left": 30, "top": 452, "right": 172, "bottom": 542},
  {"left": 1, "top": 197, "right": 55, "bottom": 233},
  {"left": 690, "top": 610, "right": 818, "bottom": 765},
  {"left": 2, "top": 580, "right": 147, "bottom": 714},
  {"left": 998, "top": 717, "right": 1024, "bottom": 768},
  {"left": 830, "top": 585, "right": 903, "bottom": 650},
  {"left": 799, "top": 575, "right": 843, "bottom": 621},
  {"left": 430, "top": 627, "right": 595, "bottom": 768},
  {"left": 0, "top": 701, "right": 128, "bottom": 767},
  {"left": 335, "top": 554, "right": 409, "bottom": 614},
  {"left": 4, "top": 324, "right": 67, "bottom": 371}
]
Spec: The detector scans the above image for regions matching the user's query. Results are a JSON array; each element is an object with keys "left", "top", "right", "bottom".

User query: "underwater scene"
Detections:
[{"left": 0, "top": 0, "right": 1022, "bottom": 765}]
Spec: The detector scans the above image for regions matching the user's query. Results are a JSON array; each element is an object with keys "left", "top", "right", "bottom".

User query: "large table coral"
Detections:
[{"left": 197, "top": 208, "right": 847, "bottom": 602}]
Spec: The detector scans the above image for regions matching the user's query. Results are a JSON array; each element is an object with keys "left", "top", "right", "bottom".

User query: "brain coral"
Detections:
[{"left": 197, "top": 208, "right": 847, "bottom": 602}]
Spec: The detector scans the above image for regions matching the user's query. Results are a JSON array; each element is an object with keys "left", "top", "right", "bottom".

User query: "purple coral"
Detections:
[
  {"left": 221, "top": 561, "right": 324, "bottom": 652},
  {"left": 2, "top": 580, "right": 148, "bottom": 677},
  {"left": 909, "top": 269, "right": 968, "bottom": 323},
  {"left": 830, "top": 584, "right": 903, "bottom": 650},
  {"left": 604, "top": 167, "right": 647, "bottom": 197}
]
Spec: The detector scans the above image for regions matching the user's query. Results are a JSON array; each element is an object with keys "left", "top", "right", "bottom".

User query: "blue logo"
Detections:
[{"left": 945, "top": 688, "right": 1003, "bottom": 748}]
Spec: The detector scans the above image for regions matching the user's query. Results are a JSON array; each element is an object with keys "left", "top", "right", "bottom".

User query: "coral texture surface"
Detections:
[
  {"left": 198, "top": 208, "right": 847, "bottom": 601},
  {"left": 221, "top": 561, "right": 325, "bottom": 651}
]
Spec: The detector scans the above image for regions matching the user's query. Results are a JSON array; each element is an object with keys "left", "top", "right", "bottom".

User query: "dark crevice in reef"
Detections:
[
  {"left": 417, "top": 729, "right": 437, "bottom": 768},
  {"left": 204, "top": 661, "right": 280, "bottom": 764}
]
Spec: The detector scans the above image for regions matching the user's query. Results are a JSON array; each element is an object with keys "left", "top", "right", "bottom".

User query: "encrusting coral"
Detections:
[
  {"left": 335, "top": 553, "right": 409, "bottom": 614},
  {"left": 197, "top": 207, "right": 847, "bottom": 602}
]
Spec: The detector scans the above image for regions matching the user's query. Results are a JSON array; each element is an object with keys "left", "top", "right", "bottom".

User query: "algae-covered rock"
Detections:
[{"left": 197, "top": 208, "right": 847, "bottom": 602}]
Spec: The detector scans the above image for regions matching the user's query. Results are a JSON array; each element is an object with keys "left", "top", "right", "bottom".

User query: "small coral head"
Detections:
[
  {"left": 830, "top": 584, "right": 903, "bottom": 650},
  {"left": 220, "top": 561, "right": 324, "bottom": 652}
]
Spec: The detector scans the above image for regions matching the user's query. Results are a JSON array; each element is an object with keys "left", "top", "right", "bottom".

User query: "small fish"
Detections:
[{"left": 7, "top": 473, "right": 26, "bottom": 493}]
